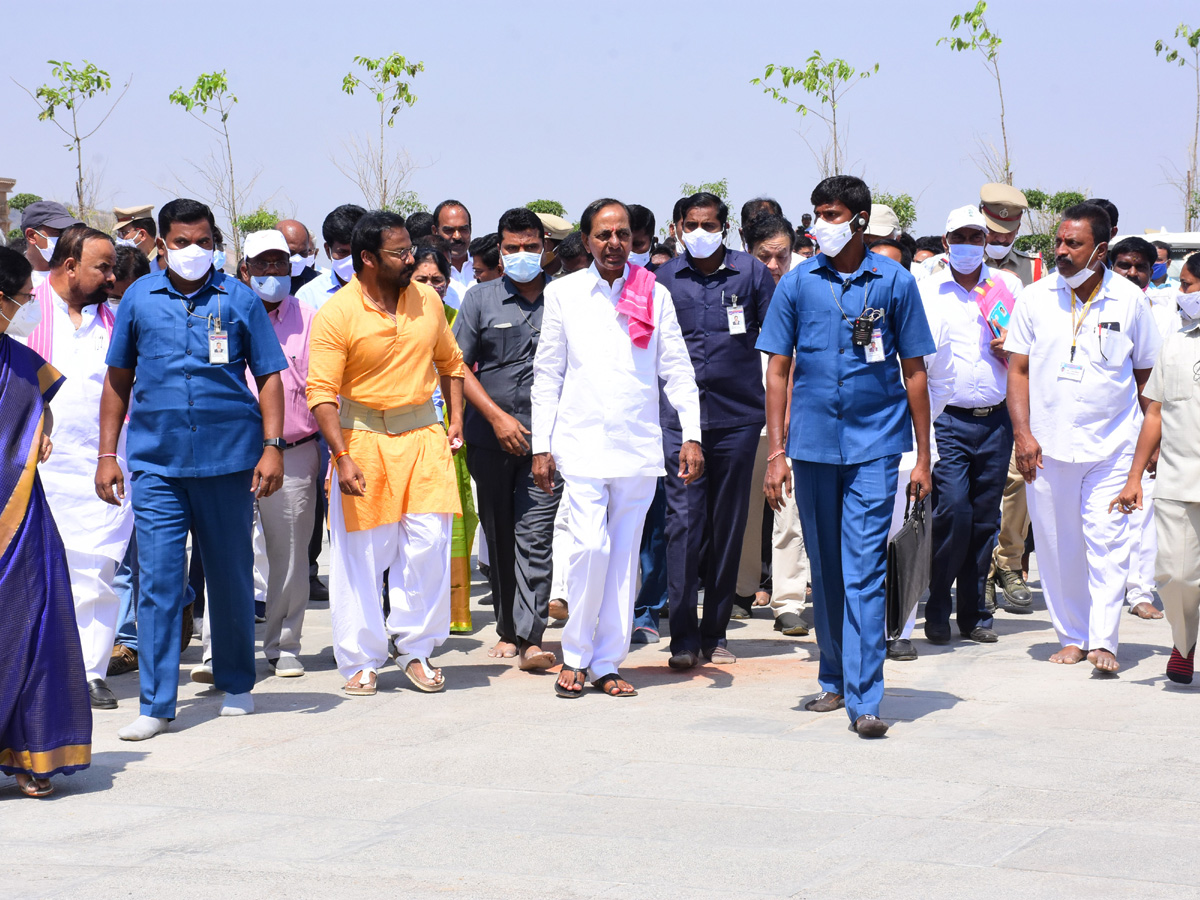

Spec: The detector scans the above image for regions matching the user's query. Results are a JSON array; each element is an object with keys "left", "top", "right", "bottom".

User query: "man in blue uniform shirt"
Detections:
[
  {"left": 654, "top": 191, "right": 776, "bottom": 668},
  {"left": 758, "top": 176, "right": 935, "bottom": 738},
  {"left": 96, "top": 198, "right": 288, "bottom": 742}
]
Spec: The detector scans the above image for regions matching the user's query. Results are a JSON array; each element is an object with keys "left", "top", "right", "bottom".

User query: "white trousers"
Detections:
[
  {"left": 328, "top": 485, "right": 452, "bottom": 680},
  {"left": 768, "top": 460, "right": 811, "bottom": 619},
  {"left": 1027, "top": 453, "right": 1131, "bottom": 653},
  {"left": 560, "top": 473, "right": 657, "bottom": 677},
  {"left": 1126, "top": 472, "right": 1157, "bottom": 605},
  {"left": 550, "top": 486, "right": 571, "bottom": 601},
  {"left": 1156, "top": 498, "right": 1200, "bottom": 655},
  {"left": 66, "top": 549, "right": 120, "bottom": 681}
]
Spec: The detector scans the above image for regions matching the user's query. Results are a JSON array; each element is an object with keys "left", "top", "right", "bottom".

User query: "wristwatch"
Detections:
[{"left": 263, "top": 437, "right": 287, "bottom": 451}]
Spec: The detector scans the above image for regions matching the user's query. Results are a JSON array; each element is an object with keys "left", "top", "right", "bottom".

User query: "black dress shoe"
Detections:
[
  {"left": 964, "top": 625, "right": 998, "bottom": 643},
  {"left": 804, "top": 691, "right": 845, "bottom": 712},
  {"left": 88, "top": 678, "right": 118, "bottom": 709},
  {"left": 308, "top": 575, "right": 329, "bottom": 602},
  {"left": 852, "top": 714, "right": 889, "bottom": 738},
  {"left": 886, "top": 639, "right": 918, "bottom": 661},
  {"left": 668, "top": 650, "right": 700, "bottom": 670},
  {"left": 730, "top": 598, "right": 752, "bottom": 620},
  {"left": 774, "top": 612, "right": 809, "bottom": 636},
  {"left": 924, "top": 623, "right": 952, "bottom": 645}
]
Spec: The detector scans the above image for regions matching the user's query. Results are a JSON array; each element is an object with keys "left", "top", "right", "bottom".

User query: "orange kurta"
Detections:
[{"left": 307, "top": 277, "right": 466, "bottom": 531}]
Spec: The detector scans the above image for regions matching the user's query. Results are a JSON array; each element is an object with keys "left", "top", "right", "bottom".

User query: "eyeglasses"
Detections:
[
  {"left": 377, "top": 247, "right": 416, "bottom": 261},
  {"left": 247, "top": 258, "right": 290, "bottom": 275},
  {"left": 2, "top": 290, "right": 34, "bottom": 304}
]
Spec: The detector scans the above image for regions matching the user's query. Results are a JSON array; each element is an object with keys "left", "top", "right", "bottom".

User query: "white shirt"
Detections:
[
  {"left": 31, "top": 268, "right": 49, "bottom": 288},
  {"left": 444, "top": 280, "right": 466, "bottom": 311},
  {"left": 32, "top": 290, "right": 133, "bottom": 560},
  {"left": 899, "top": 294, "right": 955, "bottom": 471},
  {"left": 295, "top": 269, "right": 346, "bottom": 312},
  {"left": 1005, "top": 268, "right": 1161, "bottom": 463},
  {"left": 532, "top": 263, "right": 701, "bottom": 478},
  {"left": 450, "top": 255, "right": 474, "bottom": 289},
  {"left": 920, "top": 264, "right": 1022, "bottom": 408},
  {"left": 1147, "top": 282, "right": 1178, "bottom": 313}
]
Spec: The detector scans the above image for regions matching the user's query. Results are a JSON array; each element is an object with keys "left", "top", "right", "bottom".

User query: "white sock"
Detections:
[
  {"left": 117, "top": 715, "right": 169, "bottom": 741},
  {"left": 219, "top": 692, "right": 254, "bottom": 716}
]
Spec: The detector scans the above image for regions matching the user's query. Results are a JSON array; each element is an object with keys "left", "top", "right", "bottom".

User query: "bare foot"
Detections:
[
  {"left": 548, "top": 599, "right": 568, "bottom": 621},
  {"left": 752, "top": 590, "right": 771, "bottom": 607},
  {"left": 518, "top": 645, "right": 556, "bottom": 670},
  {"left": 487, "top": 641, "right": 518, "bottom": 659},
  {"left": 1087, "top": 648, "right": 1120, "bottom": 673},
  {"left": 1130, "top": 602, "right": 1164, "bottom": 620},
  {"left": 1049, "top": 645, "right": 1086, "bottom": 664}
]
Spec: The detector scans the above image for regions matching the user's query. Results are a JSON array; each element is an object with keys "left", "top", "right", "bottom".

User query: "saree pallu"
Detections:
[
  {"left": 0, "top": 336, "right": 90, "bottom": 778},
  {"left": 442, "top": 303, "right": 477, "bottom": 633}
]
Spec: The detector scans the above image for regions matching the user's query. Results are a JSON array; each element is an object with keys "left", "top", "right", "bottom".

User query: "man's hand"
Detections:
[
  {"left": 989, "top": 325, "right": 1009, "bottom": 361},
  {"left": 1109, "top": 477, "right": 1144, "bottom": 516},
  {"left": 678, "top": 440, "right": 704, "bottom": 485},
  {"left": 1014, "top": 430, "right": 1043, "bottom": 484},
  {"left": 532, "top": 452, "right": 557, "bottom": 494},
  {"left": 252, "top": 448, "right": 284, "bottom": 499},
  {"left": 764, "top": 454, "right": 792, "bottom": 512},
  {"left": 448, "top": 420, "right": 464, "bottom": 455},
  {"left": 1147, "top": 447, "right": 1160, "bottom": 478},
  {"left": 38, "top": 434, "right": 53, "bottom": 463},
  {"left": 95, "top": 457, "right": 125, "bottom": 506},
  {"left": 492, "top": 411, "right": 531, "bottom": 456},
  {"left": 908, "top": 460, "right": 932, "bottom": 503},
  {"left": 335, "top": 453, "right": 367, "bottom": 496}
]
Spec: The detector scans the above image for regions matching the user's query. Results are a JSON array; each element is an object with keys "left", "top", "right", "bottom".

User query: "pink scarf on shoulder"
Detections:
[
  {"left": 25, "top": 278, "right": 115, "bottom": 363},
  {"left": 615, "top": 264, "right": 656, "bottom": 349}
]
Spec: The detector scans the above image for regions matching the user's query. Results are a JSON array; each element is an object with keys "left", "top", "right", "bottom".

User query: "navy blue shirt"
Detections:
[
  {"left": 107, "top": 268, "right": 288, "bottom": 478},
  {"left": 654, "top": 247, "right": 775, "bottom": 430},
  {"left": 756, "top": 250, "right": 935, "bottom": 466}
]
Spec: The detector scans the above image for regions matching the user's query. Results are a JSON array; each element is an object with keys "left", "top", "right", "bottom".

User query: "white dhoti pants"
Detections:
[
  {"left": 550, "top": 485, "right": 571, "bottom": 601},
  {"left": 328, "top": 485, "right": 453, "bottom": 680},
  {"left": 560, "top": 473, "right": 657, "bottom": 678},
  {"left": 1126, "top": 472, "right": 1158, "bottom": 606},
  {"left": 1155, "top": 498, "right": 1200, "bottom": 656},
  {"left": 66, "top": 549, "right": 120, "bottom": 681},
  {"left": 1027, "top": 453, "right": 1131, "bottom": 653}
]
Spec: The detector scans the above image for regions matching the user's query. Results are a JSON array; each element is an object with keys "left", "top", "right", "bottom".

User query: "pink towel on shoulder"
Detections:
[{"left": 616, "top": 264, "right": 656, "bottom": 349}]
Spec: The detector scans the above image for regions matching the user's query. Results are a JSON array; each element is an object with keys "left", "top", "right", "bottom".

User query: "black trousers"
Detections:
[
  {"left": 466, "top": 445, "right": 561, "bottom": 647},
  {"left": 663, "top": 424, "right": 761, "bottom": 655}
]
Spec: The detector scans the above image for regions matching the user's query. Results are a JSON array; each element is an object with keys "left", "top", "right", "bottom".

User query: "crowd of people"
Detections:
[{"left": 2, "top": 174, "right": 1198, "bottom": 797}]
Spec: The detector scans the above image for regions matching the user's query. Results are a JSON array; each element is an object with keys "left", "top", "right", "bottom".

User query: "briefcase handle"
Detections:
[{"left": 902, "top": 494, "right": 927, "bottom": 524}]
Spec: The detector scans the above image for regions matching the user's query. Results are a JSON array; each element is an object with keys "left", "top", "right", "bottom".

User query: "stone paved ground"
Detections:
[{"left": 4, "top": 561, "right": 1200, "bottom": 899}]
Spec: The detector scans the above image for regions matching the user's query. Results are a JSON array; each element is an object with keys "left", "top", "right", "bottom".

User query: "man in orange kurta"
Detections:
[{"left": 307, "top": 211, "right": 465, "bottom": 695}]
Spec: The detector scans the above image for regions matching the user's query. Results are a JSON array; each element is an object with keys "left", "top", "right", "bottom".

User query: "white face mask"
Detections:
[
  {"left": 1060, "top": 247, "right": 1101, "bottom": 290},
  {"left": 628, "top": 250, "right": 651, "bottom": 268},
  {"left": 165, "top": 243, "right": 215, "bottom": 281},
  {"left": 809, "top": 217, "right": 856, "bottom": 259},
  {"left": 250, "top": 274, "right": 291, "bottom": 304},
  {"left": 947, "top": 243, "right": 986, "bottom": 275},
  {"left": 331, "top": 254, "right": 355, "bottom": 284},
  {"left": 1, "top": 297, "right": 43, "bottom": 338},
  {"left": 1178, "top": 291, "right": 1200, "bottom": 320},
  {"left": 500, "top": 251, "right": 543, "bottom": 284},
  {"left": 290, "top": 253, "right": 316, "bottom": 277},
  {"left": 984, "top": 241, "right": 1012, "bottom": 260},
  {"left": 35, "top": 232, "right": 58, "bottom": 263},
  {"left": 681, "top": 227, "right": 724, "bottom": 259}
]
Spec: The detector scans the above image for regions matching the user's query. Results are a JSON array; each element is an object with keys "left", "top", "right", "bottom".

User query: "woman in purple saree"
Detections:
[{"left": 0, "top": 246, "right": 90, "bottom": 798}]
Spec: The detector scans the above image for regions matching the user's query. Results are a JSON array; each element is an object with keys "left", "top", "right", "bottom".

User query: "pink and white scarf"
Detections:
[
  {"left": 25, "top": 279, "right": 115, "bottom": 364},
  {"left": 616, "top": 264, "right": 656, "bottom": 349}
]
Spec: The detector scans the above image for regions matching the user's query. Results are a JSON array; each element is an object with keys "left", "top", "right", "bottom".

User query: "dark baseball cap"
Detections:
[{"left": 21, "top": 200, "right": 82, "bottom": 231}]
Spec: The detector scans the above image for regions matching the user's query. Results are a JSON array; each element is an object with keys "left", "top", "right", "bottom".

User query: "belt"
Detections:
[
  {"left": 285, "top": 433, "right": 319, "bottom": 449},
  {"left": 946, "top": 403, "right": 1004, "bottom": 418},
  {"left": 338, "top": 396, "right": 440, "bottom": 436}
]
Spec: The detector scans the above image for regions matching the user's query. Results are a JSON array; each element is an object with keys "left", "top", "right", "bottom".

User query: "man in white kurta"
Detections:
[
  {"left": 23, "top": 225, "right": 133, "bottom": 708},
  {"left": 1006, "top": 206, "right": 1160, "bottom": 673},
  {"left": 531, "top": 199, "right": 702, "bottom": 697}
]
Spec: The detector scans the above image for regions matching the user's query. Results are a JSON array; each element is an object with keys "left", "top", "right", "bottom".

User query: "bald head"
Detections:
[{"left": 276, "top": 220, "right": 314, "bottom": 257}]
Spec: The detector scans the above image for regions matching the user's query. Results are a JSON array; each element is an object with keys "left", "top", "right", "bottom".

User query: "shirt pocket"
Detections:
[
  {"left": 140, "top": 317, "right": 176, "bottom": 360},
  {"left": 222, "top": 317, "right": 246, "bottom": 364},
  {"left": 797, "top": 310, "right": 831, "bottom": 352},
  {"left": 1163, "top": 348, "right": 1196, "bottom": 402},
  {"left": 1097, "top": 328, "right": 1132, "bottom": 369}
]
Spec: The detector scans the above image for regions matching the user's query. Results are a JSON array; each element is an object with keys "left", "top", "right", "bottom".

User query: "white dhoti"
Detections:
[
  {"left": 1027, "top": 453, "right": 1131, "bottom": 653},
  {"left": 550, "top": 486, "right": 570, "bottom": 601},
  {"left": 1155, "top": 498, "right": 1200, "bottom": 656},
  {"left": 560, "top": 473, "right": 656, "bottom": 677},
  {"left": 65, "top": 550, "right": 120, "bottom": 681},
  {"left": 328, "top": 485, "right": 452, "bottom": 680},
  {"left": 1125, "top": 471, "right": 1158, "bottom": 607}
]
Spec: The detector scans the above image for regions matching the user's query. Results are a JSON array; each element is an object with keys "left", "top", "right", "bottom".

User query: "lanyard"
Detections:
[{"left": 1069, "top": 282, "right": 1101, "bottom": 362}]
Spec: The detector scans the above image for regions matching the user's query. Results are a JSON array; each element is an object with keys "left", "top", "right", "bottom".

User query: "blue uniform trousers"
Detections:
[
  {"left": 664, "top": 424, "right": 761, "bottom": 655},
  {"left": 132, "top": 469, "right": 256, "bottom": 718},
  {"left": 793, "top": 455, "right": 898, "bottom": 722},
  {"left": 632, "top": 478, "right": 669, "bottom": 631},
  {"left": 927, "top": 407, "right": 1012, "bottom": 634}
]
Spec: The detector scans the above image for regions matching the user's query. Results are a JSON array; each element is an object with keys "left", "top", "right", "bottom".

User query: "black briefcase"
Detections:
[{"left": 886, "top": 495, "right": 932, "bottom": 640}]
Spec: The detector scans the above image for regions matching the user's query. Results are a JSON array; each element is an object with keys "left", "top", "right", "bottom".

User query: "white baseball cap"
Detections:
[
  {"left": 944, "top": 205, "right": 988, "bottom": 234},
  {"left": 243, "top": 229, "right": 290, "bottom": 259}
]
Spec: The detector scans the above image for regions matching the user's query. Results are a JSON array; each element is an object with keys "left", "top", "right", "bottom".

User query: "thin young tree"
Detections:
[
  {"left": 751, "top": 52, "right": 878, "bottom": 177},
  {"left": 15, "top": 60, "right": 131, "bottom": 220},
  {"left": 937, "top": 2, "right": 1012, "bottom": 186},
  {"left": 339, "top": 53, "right": 424, "bottom": 209},
  {"left": 1156, "top": 23, "right": 1200, "bottom": 231}
]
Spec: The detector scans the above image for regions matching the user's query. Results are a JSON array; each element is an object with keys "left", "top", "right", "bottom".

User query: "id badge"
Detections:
[
  {"left": 209, "top": 329, "right": 230, "bottom": 365},
  {"left": 727, "top": 305, "right": 746, "bottom": 335},
  {"left": 1059, "top": 362, "right": 1084, "bottom": 382},
  {"left": 865, "top": 328, "right": 885, "bottom": 363}
]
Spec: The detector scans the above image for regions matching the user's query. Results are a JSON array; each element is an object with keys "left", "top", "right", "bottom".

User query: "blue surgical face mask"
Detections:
[
  {"left": 213, "top": 250, "right": 227, "bottom": 272},
  {"left": 501, "top": 251, "right": 543, "bottom": 284},
  {"left": 1152, "top": 261, "right": 1168, "bottom": 281},
  {"left": 947, "top": 243, "right": 986, "bottom": 275},
  {"left": 250, "top": 274, "right": 290, "bottom": 304}
]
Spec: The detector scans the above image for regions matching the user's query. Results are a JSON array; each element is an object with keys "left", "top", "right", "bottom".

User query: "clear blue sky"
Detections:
[{"left": 5, "top": 1, "right": 1198, "bottom": 243}]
